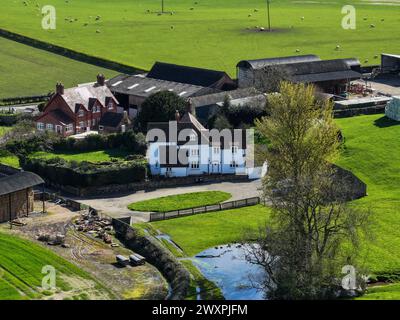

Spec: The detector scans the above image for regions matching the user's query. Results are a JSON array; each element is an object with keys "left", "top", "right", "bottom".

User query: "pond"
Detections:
[{"left": 191, "top": 244, "right": 266, "bottom": 300}]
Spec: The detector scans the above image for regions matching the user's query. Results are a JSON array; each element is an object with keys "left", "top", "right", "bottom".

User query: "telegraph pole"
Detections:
[{"left": 267, "top": 0, "right": 271, "bottom": 31}]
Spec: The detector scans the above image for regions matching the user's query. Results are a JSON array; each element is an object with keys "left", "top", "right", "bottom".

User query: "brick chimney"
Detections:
[
  {"left": 175, "top": 110, "right": 181, "bottom": 122},
  {"left": 56, "top": 82, "right": 64, "bottom": 95},
  {"left": 97, "top": 74, "right": 105, "bottom": 86}
]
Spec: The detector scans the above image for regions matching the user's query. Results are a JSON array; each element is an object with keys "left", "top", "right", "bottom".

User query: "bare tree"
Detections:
[{"left": 247, "top": 82, "right": 370, "bottom": 299}]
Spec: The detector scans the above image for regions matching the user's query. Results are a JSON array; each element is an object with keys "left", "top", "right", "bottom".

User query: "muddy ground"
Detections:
[{"left": 5, "top": 201, "right": 168, "bottom": 300}]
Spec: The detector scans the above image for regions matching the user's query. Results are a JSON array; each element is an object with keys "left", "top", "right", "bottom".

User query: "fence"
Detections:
[{"left": 149, "top": 196, "right": 262, "bottom": 222}]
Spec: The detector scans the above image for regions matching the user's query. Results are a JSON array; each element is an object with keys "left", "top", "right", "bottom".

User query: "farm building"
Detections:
[
  {"left": 36, "top": 74, "right": 120, "bottom": 136},
  {"left": 108, "top": 74, "right": 217, "bottom": 117},
  {"left": 0, "top": 172, "right": 44, "bottom": 223},
  {"left": 237, "top": 55, "right": 362, "bottom": 94},
  {"left": 381, "top": 54, "right": 400, "bottom": 73},
  {"left": 385, "top": 96, "right": 400, "bottom": 121},
  {"left": 190, "top": 87, "right": 263, "bottom": 124},
  {"left": 147, "top": 61, "right": 237, "bottom": 90}
]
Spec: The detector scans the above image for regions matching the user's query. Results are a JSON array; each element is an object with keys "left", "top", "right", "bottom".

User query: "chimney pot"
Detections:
[
  {"left": 56, "top": 82, "right": 64, "bottom": 95},
  {"left": 97, "top": 74, "right": 105, "bottom": 86}
]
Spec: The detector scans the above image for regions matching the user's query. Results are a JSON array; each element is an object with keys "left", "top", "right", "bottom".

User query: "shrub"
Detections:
[{"left": 23, "top": 156, "right": 147, "bottom": 187}]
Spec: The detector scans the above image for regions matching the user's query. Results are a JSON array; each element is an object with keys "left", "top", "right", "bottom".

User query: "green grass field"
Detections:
[
  {"left": 336, "top": 114, "right": 400, "bottom": 275},
  {"left": 1, "top": 0, "right": 398, "bottom": 83},
  {"left": 0, "top": 37, "right": 118, "bottom": 99},
  {"left": 0, "top": 232, "right": 107, "bottom": 300},
  {"left": 149, "top": 205, "right": 270, "bottom": 256},
  {"left": 128, "top": 191, "right": 232, "bottom": 212},
  {"left": 31, "top": 149, "right": 129, "bottom": 163}
]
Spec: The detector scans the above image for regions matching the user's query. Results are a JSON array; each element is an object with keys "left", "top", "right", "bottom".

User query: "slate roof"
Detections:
[
  {"left": 0, "top": 172, "right": 44, "bottom": 196},
  {"left": 237, "top": 55, "right": 321, "bottom": 70},
  {"left": 108, "top": 74, "right": 212, "bottom": 98},
  {"left": 61, "top": 83, "right": 118, "bottom": 113},
  {"left": 189, "top": 87, "right": 261, "bottom": 108},
  {"left": 148, "top": 112, "right": 247, "bottom": 149},
  {"left": 147, "top": 62, "right": 234, "bottom": 88},
  {"left": 99, "top": 112, "right": 124, "bottom": 127}
]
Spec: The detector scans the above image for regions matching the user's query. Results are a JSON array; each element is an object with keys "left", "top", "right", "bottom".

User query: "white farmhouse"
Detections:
[{"left": 147, "top": 111, "right": 248, "bottom": 177}]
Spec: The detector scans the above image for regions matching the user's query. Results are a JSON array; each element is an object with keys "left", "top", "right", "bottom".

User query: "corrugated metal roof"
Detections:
[
  {"left": 291, "top": 70, "right": 361, "bottom": 83},
  {"left": 190, "top": 87, "right": 260, "bottom": 108},
  {"left": 237, "top": 55, "right": 320, "bottom": 69},
  {"left": 0, "top": 172, "right": 44, "bottom": 196},
  {"left": 108, "top": 74, "right": 210, "bottom": 98}
]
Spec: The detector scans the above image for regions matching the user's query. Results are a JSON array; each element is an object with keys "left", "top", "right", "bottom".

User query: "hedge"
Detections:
[{"left": 23, "top": 157, "right": 147, "bottom": 187}]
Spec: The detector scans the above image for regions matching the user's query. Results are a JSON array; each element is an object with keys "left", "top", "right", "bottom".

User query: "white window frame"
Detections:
[
  {"left": 191, "top": 161, "right": 200, "bottom": 169},
  {"left": 66, "top": 124, "right": 73, "bottom": 132},
  {"left": 232, "top": 146, "right": 238, "bottom": 154},
  {"left": 46, "top": 123, "right": 54, "bottom": 131},
  {"left": 191, "top": 148, "right": 199, "bottom": 156},
  {"left": 37, "top": 122, "right": 45, "bottom": 130},
  {"left": 78, "top": 109, "right": 84, "bottom": 117},
  {"left": 190, "top": 133, "right": 197, "bottom": 141},
  {"left": 213, "top": 146, "right": 220, "bottom": 154}
]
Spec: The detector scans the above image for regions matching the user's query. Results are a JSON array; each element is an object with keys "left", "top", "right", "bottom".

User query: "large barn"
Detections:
[
  {"left": 0, "top": 171, "right": 44, "bottom": 223},
  {"left": 237, "top": 55, "right": 362, "bottom": 94}
]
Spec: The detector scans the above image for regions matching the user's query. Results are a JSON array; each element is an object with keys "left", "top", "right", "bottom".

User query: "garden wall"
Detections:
[
  {"left": 0, "top": 28, "right": 144, "bottom": 74},
  {"left": 46, "top": 173, "right": 250, "bottom": 197},
  {"left": 112, "top": 218, "right": 190, "bottom": 300}
]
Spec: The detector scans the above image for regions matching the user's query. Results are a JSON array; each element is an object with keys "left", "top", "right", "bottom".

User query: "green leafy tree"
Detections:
[
  {"left": 137, "top": 91, "right": 187, "bottom": 131},
  {"left": 247, "top": 82, "right": 370, "bottom": 299}
]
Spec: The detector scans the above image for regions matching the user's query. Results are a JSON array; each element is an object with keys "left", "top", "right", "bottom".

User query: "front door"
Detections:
[{"left": 212, "top": 162, "right": 220, "bottom": 174}]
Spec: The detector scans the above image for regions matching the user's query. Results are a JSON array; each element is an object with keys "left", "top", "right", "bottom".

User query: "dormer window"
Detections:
[
  {"left": 108, "top": 101, "right": 114, "bottom": 110},
  {"left": 78, "top": 109, "right": 84, "bottom": 117},
  {"left": 93, "top": 106, "right": 99, "bottom": 113}
]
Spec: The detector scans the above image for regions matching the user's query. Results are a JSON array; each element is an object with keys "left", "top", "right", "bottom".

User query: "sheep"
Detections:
[
  {"left": 295, "top": 49, "right": 300, "bottom": 53},
  {"left": 370, "top": 24, "right": 375, "bottom": 28},
  {"left": 335, "top": 45, "right": 340, "bottom": 50}
]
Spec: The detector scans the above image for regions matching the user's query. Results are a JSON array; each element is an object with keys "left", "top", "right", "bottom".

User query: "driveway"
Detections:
[{"left": 76, "top": 179, "right": 262, "bottom": 223}]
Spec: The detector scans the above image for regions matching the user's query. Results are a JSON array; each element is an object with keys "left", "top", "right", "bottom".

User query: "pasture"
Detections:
[
  {"left": 0, "top": 0, "right": 399, "bottom": 82},
  {"left": 0, "top": 37, "right": 118, "bottom": 99}
]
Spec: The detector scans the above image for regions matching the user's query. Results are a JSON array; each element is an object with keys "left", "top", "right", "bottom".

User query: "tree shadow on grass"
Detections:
[{"left": 374, "top": 116, "right": 400, "bottom": 128}]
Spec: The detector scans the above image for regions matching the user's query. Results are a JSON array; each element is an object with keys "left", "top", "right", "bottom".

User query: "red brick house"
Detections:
[{"left": 36, "top": 74, "right": 119, "bottom": 137}]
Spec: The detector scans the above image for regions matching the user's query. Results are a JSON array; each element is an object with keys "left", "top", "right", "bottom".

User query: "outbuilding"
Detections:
[
  {"left": 0, "top": 171, "right": 44, "bottom": 223},
  {"left": 381, "top": 53, "right": 400, "bottom": 73},
  {"left": 385, "top": 96, "right": 400, "bottom": 121}
]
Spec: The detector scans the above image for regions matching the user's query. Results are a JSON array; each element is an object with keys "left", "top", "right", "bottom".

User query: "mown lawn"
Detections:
[
  {"left": 0, "top": 232, "right": 107, "bottom": 300},
  {"left": 128, "top": 191, "right": 232, "bottom": 212},
  {"left": 0, "top": 37, "right": 118, "bottom": 99},
  {"left": 149, "top": 205, "right": 270, "bottom": 256},
  {"left": 31, "top": 149, "right": 129, "bottom": 163},
  {"left": 335, "top": 114, "right": 400, "bottom": 275},
  {"left": 0, "top": 0, "right": 399, "bottom": 98}
]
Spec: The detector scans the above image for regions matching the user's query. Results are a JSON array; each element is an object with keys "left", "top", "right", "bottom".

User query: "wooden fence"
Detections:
[{"left": 149, "top": 196, "right": 262, "bottom": 222}]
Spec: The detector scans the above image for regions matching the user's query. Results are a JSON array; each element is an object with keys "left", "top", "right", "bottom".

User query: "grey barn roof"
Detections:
[
  {"left": 237, "top": 55, "right": 321, "bottom": 70},
  {"left": 281, "top": 59, "right": 362, "bottom": 83},
  {"left": 0, "top": 172, "right": 44, "bottom": 196},
  {"left": 147, "top": 62, "right": 234, "bottom": 88},
  {"left": 107, "top": 74, "right": 212, "bottom": 98},
  {"left": 190, "top": 87, "right": 260, "bottom": 108}
]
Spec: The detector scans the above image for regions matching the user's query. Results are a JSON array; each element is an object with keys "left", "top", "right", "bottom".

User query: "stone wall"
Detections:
[
  {"left": 0, "top": 188, "right": 33, "bottom": 223},
  {"left": 112, "top": 218, "right": 190, "bottom": 300}
]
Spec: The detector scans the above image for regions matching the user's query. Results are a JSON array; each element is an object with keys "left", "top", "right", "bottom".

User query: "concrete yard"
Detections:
[{"left": 76, "top": 179, "right": 262, "bottom": 223}]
